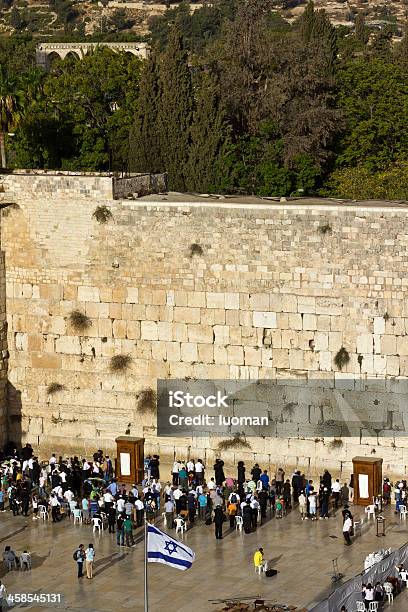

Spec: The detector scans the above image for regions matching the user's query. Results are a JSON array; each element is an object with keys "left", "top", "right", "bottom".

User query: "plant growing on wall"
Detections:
[
  {"left": 217, "top": 434, "right": 251, "bottom": 451},
  {"left": 137, "top": 387, "right": 157, "bottom": 413},
  {"left": 334, "top": 346, "right": 350, "bottom": 370},
  {"left": 46, "top": 382, "right": 65, "bottom": 395},
  {"left": 92, "top": 206, "right": 113, "bottom": 224},
  {"left": 329, "top": 438, "right": 343, "bottom": 449},
  {"left": 110, "top": 354, "right": 132, "bottom": 372},
  {"left": 189, "top": 243, "right": 203, "bottom": 258},
  {"left": 69, "top": 310, "right": 92, "bottom": 332},
  {"left": 318, "top": 223, "right": 332, "bottom": 235}
]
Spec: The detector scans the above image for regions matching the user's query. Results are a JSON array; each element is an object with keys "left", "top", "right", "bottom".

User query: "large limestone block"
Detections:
[
  {"left": 55, "top": 335, "right": 81, "bottom": 355},
  {"left": 253, "top": 311, "right": 277, "bottom": 328},
  {"left": 187, "top": 324, "right": 213, "bottom": 344},
  {"left": 173, "top": 307, "right": 200, "bottom": 324},
  {"left": 77, "top": 286, "right": 100, "bottom": 302},
  {"left": 141, "top": 321, "right": 158, "bottom": 341}
]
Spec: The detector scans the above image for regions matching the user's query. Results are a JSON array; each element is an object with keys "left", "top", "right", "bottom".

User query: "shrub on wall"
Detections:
[
  {"left": 46, "top": 382, "right": 65, "bottom": 395},
  {"left": 334, "top": 347, "right": 350, "bottom": 370},
  {"left": 110, "top": 354, "right": 132, "bottom": 372},
  {"left": 69, "top": 310, "right": 92, "bottom": 332},
  {"left": 217, "top": 435, "right": 251, "bottom": 451},
  {"left": 137, "top": 387, "right": 157, "bottom": 413},
  {"left": 92, "top": 205, "right": 113, "bottom": 224}
]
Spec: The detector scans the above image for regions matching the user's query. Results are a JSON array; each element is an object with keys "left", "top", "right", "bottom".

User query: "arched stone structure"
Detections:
[{"left": 36, "top": 42, "right": 150, "bottom": 70}]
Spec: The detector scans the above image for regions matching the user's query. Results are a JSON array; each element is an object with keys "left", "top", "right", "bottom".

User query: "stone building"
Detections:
[{"left": 1, "top": 170, "right": 408, "bottom": 478}]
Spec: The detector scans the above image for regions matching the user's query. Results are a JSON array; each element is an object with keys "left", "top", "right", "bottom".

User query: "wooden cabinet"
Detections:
[
  {"left": 115, "top": 436, "right": 145, "bottom": 484},
  {"left": 352, "top": 456, "right": 383, "bottom": 505}
]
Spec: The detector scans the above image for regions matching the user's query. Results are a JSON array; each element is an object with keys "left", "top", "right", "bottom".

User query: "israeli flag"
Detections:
[{"left": 147, "top": 524, "right": 195, "bottom": 571}]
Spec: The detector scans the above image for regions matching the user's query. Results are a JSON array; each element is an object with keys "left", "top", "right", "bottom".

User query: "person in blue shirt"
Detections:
[
  {"left": 260, "top": 471, "right": 270, "bottom": 490},
  {"left": 107, "top": 480, "right": 118, "bottom": 496},
  {"left": 0, "top": 490, "right": 4, "bottom": 512}
]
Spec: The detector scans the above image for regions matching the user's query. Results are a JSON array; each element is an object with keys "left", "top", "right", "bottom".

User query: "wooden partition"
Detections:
[
  {"left": 352, "top": 456, "right": 383, "bottom": 505},
  {"left": 115, "top": 436, "right": 145, "bottom": 484}
]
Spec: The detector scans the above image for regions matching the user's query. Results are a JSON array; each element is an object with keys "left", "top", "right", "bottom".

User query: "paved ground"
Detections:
[{"left": 0, "top": 503, "right": 408, "bottom": 612}]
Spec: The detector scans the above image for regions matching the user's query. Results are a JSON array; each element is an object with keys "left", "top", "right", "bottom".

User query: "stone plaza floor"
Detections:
[{"left": 0, "top": 503, "right": 408, "bottom": 612}]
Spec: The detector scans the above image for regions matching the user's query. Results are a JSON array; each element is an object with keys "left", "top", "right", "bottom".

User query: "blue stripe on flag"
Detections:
[{"left": 147, "top": 551, "right": 193, "bottom": 569}]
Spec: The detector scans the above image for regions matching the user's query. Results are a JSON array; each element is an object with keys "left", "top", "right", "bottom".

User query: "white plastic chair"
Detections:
[
  {"left": 384, "top": 584, "right": 394, "bottom": 603},
  {"left": 73, "top": 509, "right": 82, "bottom": 525},
  {"left": 368, "top": 603, "right": 378, "bottom": 612},
  {"left": 38, "top": 505, "right": 48, "bottom": 521},
  {"left": 175, "top": 518, "right": 185, "bottom": 535},
  {"left": 235, "top": 515, "right": 243, "bottom": 533},
  {"left": 19, "top": 553, "right": 31, "bottom": 571},
  {"left": 399, "top": 505, "right": 407, "bottom": 520},
  {"left": 356, "top": 603, "right": 365, "bottom": 612},
  {"left": 365, "top": 505, "right": 375, "bottom": 520},
  {"left": 92, "top": 517, "right": 102, "bottom": 534}
]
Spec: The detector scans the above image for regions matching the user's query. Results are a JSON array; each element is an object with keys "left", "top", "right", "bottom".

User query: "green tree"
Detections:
[
  {"left": 0, "top": 68, "right": 21, "bottom": 167},
  {"left": 186, "top": 73, "right": 230, "bottom": 192},
  {"left": 10, "top": 7, "right": 25, "bottom": 31},
  {"left": 324, "top": 163, "right": 408, "bottom": 200},
  {"left": 13, "top": 49, "right": 141, "bottom": 171},
  {"left": 129, "top": 51, "right": 162, "bottom": 173},
  {"left": 298, "top": 2, "right": 337, "bottom": 73},
  {"left": 354, "top": 13, "right": 369, "bottom": 45},
  {"left": 371, "top": 25, "right": 393, "bottom": 58},
  {"left": 156, "top": 24, "right": 193, "bottom": 190},
  {"left": 336, "top": 58, "right": 408, "bottom": 170}
]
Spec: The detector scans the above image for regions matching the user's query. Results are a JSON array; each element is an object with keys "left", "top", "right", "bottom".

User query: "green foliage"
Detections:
[
  {"left": 13, "top": 48, "right": 141, "bottom": 171},
  {"left": 354, "top": 13, "right": 369, "bottom": 45},
  {"left": 156, "top": 24, "right": 193, "bottom": 191},
  {"left": 324, "top": 163, "right": 408, "bottom": 200},
  {"left": 0, "top": 2, "right": 406, "bottom": 200},
  {"left": 336, "top": 58, "right": 408, "bottom": 171},
  {"left": 92, "top": 205, "right": 112, "bottom": 223}
]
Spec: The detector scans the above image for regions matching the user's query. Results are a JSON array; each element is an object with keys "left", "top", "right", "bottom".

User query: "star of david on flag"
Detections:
[{"left": 147, "top": 524, "right": 195, "bottom": 570}]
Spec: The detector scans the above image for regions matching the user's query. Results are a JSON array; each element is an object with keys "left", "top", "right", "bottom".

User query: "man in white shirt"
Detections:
[
  {"left": 64, "top": 489, "right": 74, "bottom": 503},
  {"left": 103, "top": 491, "right": 114, "bottom": 512},
  {"left": 52, "top": 485, "right": 63, "bottom": 499},
  {"left": 172, "top": 461, "right": 180, "bottom": 486},
  {"left": 50, "top": 494, "right": 60, "bottom": 522},
  {"left": 229, "top": 491, "right": 240, "bottom": 504},
  {"left": 116, "top": 496, "right": 125, "bottom": 514},
  {"left": 49, "top": 454, "right": 57, "bottom": 471},
  {"left": 135, "top": 498, "right": 144, "bottom": 527},
  {"left": 207, "top": 478, "right": 216, "bottom": 491},
  {"left": 343, "top": 515, "right": 353, "bottom": 545},
  {"left": 186, "top": 460, "right": 195, "bottom": 474},
  {"left": 195, "top": 460, "right": 204, "bottom": 485},
  {"left": 332, "top": 479, "right": 341, "bottom": 509}
]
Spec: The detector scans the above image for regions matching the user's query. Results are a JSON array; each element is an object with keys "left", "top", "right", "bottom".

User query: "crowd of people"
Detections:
[{"left": 1, "top": 441, "right": 408, "bottom": 603}]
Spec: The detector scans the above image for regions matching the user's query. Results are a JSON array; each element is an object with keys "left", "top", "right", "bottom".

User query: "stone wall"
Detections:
[
  {"left": 2, "top": 172, "right": 408, "bottom": 477},
  {"left": 113, "top": 173, "right": 168, "bottom": 199}
]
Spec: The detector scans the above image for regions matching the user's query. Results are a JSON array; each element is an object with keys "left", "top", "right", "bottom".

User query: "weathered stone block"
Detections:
[{"left": 253, "top": 311, "right": 277, "bottom": 328}]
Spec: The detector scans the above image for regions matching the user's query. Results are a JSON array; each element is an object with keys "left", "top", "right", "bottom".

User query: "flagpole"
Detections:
[{"left": 144, "top": 513, "right": 149, "bottom": 612}]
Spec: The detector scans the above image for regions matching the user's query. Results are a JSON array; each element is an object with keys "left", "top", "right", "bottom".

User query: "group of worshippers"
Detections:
[{"left": 0, "top": 442, "right": 164, "bottom": 549}]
